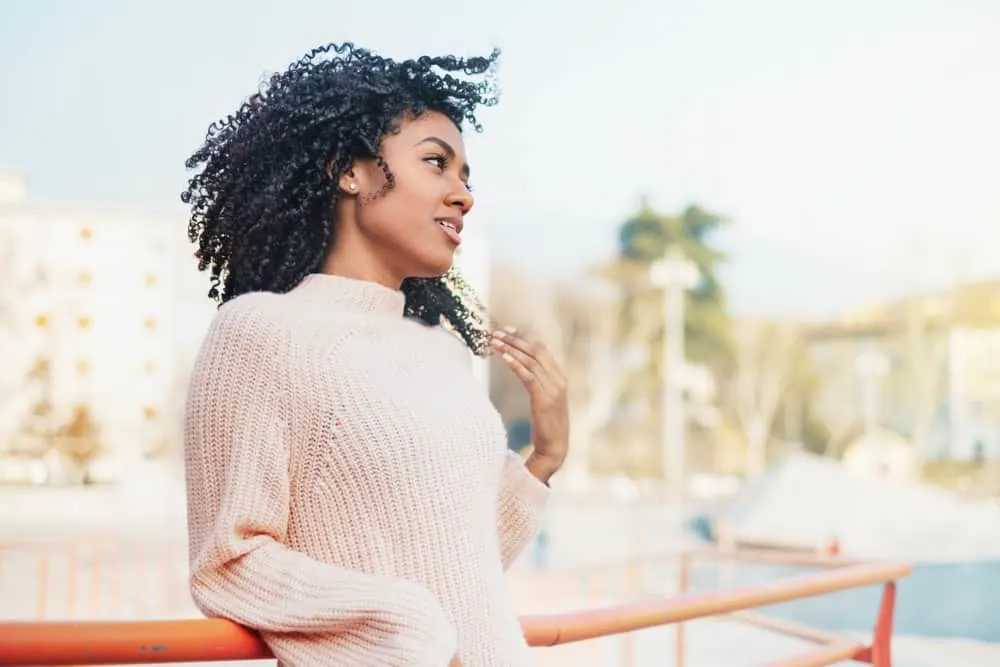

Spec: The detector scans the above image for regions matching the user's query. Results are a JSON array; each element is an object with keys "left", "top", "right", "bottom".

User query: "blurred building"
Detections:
[
  {"left": 805, "top": 283, "right": 1000, "bottom": 463},
  {"left": 0, "top": 169, "right": 493, "bottom": 482},
  {"left": 0, "top": 170, "right": 215, "bottom": 480}
]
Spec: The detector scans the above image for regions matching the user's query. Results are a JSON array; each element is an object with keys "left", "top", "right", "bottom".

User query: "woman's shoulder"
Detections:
[
  {"left": 214, "top": 290, "right": 289, "bottom": 329},
  {"left": 419, "top": 322, "right": 476, "bottom": 368},
  {"left": 201, "top": 291, "right": 298, "bottom": 356}
]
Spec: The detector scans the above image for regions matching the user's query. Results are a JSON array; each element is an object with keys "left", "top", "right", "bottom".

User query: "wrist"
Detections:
[{"left": 525, "top": 449, "right": 564, "bottom": 484}]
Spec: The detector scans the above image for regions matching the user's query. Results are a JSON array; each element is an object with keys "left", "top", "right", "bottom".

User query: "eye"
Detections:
[{"left": 424, "top": 154, "right": 447, "bottom": 170}]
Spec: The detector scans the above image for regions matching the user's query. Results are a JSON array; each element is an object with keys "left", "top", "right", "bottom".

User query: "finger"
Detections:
[
  {"left": 494, "top": 327, "right": 566, "bottom": 386},
  {"left": 491, "top": 336, "right": 549, "bottom": 388},
  {"left": 491, "top": 334, "right": 555, "bottom": 391},
  {"left": 499, "top": 350, "right": 544, "bottom": 392}
]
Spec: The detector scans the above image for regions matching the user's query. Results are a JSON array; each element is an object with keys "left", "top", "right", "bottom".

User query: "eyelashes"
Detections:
[
  {"left": 424, "top": 155, "right": 447, "bottom": 170},
  {"left": 424, "top": 154, "right": 473, "bottom": 192}
]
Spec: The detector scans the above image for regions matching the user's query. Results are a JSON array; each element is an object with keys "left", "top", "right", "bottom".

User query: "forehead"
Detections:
[{"left": 391, "top": 111, "right": 465, "bottom": 149}]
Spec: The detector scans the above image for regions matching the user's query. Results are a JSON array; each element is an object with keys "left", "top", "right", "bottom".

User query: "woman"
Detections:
[{"left": 180, "top": 42, "right": 570, "bottom": 666}]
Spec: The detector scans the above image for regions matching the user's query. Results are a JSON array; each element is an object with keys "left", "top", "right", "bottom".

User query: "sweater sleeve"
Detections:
[
  {"left": 496, "top": 450, "right": 550, "bottom": 569},
  {"left": 183, "top": 298, "right": 457, "bottom": 665}
]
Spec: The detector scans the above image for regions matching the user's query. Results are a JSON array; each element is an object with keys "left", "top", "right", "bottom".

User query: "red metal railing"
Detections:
[
  {"left": 0, "top": 544, "right": 910, "bottom": 666},
  {"left": 0, "top": 539, "right": 181, "bottom": 621}
]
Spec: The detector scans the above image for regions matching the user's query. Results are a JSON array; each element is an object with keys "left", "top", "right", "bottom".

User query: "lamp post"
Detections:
[
  {"left": 854, "top": 347, "right": 889, "bottom": 436},
  {"left": 649, "top": 247, "right": 700, "bottom": 497},
  {"left": 854, "top": 346, "right": 890, "bottom": 474}
]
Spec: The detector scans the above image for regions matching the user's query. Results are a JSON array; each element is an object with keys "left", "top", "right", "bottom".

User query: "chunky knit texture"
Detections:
[{"left": 183, "top": 273, "right": 549, "bottom": 666}]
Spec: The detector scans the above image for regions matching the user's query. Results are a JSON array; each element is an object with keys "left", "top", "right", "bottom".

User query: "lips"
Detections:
[{"left": 436, "top": 217, "right": 463, "bottom": 246}]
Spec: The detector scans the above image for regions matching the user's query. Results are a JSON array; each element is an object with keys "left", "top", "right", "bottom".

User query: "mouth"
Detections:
[{"left": 436, "top": 217, "right": 463, "bottom": 246}]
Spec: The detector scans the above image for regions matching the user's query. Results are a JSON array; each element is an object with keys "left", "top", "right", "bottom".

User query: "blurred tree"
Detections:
[
  {"left": 56, "top": 404, "right": 103, "bottom": 472},
  {"left": 772, "top": 343, "right": 831, "bottom": 457},
  {"left": 547, "top": 278, "right": 621, "bottom": 480},
  {"left": 602, "top": 198, "right": 730, "bottom": 363},
  {"left": 722, "top": 320, "right": 831, "bottom": 473},
  {"left": 487, "top": 264, "right": 624, "bottom": 478},
  {"left": 595, "top": 199, "right": 731, "bottom": 473},
  {"left": 1, "top": 239, "right": 51, "bottom": 459},
  {"left": 730, "top": 320, "right": 796, "bottom": 476},
  {"left": 486, "top": 263, "right": 562, "bottom": 436}
]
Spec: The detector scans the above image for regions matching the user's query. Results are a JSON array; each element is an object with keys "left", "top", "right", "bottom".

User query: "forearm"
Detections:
[
  {"left": 190, "top": 538, "right": 456, "bottom": 662},
  {"left": 496, "top": 451, "right": 551, "bottom": 568}
]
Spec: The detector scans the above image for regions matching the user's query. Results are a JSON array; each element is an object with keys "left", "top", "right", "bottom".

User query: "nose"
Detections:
[{"left": 446, "top": 186, "right": 474, "bottom": 215}]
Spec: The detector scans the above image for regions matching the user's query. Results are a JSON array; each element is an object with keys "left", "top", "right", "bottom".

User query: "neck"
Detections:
[
  {"left": 320, "top": 252, "right": 403, "bottom": 291},
  {"left": 295, "top": 272, "right": 406, "bottom": 317},
  {"left": 323, "top": 210, "right": 405, "bottom": 290}
]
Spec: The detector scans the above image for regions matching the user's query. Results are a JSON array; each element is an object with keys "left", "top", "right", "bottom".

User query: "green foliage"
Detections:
[
  {"left": 600, "top": 199, "right": 731, "bottom": 367},
  {"left": 590, "top": 198, "right": 733, "bottom": 470}
]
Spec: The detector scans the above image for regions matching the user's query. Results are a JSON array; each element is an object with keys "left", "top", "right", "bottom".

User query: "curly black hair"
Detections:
[{"left": 180, "top": 42, "right": 500, "bottom": 355}]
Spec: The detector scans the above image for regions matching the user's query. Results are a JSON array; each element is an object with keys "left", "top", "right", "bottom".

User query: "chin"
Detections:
[{"left": 408, "top": 253, "right": 456, "bottom": 279}]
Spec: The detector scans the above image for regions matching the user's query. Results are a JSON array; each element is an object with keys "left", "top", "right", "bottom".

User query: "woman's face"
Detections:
[{"left": 344, "top": 111, "right": 474, "bottom": 281}]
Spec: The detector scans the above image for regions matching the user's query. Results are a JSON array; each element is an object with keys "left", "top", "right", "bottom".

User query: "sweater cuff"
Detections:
[{"left": 504, "top": 452, "right": 551, "bottom": 515}]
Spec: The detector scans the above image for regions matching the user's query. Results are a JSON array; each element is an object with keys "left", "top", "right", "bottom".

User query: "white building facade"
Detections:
[
  {"left": 0, "top": 170, "right": 215, "bottom": 476},
  {"left": 0, "top": 169, "right": 492, "bottom": 481}
]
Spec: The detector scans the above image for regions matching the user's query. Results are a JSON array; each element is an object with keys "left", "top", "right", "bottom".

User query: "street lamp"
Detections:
[{"left": 649, "top": 247, "right": 700, "bottom": 497}]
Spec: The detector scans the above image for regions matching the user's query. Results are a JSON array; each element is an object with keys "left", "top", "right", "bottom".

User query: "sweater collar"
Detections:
[{"left": 295, "top": 273, "right": 406, "bottom": 317}]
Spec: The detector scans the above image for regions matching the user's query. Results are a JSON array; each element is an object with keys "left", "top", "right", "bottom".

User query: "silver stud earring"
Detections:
[{"left": 349, "top": 183, "right": 358, "bottom": 191}]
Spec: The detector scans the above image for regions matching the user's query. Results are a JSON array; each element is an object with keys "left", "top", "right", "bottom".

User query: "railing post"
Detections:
[
  {"left": 67, "top": 543, "right": 78, "bottom": 618},
  {"left": 675, "top": 552, "right": 689, "bottom": 667},
  {"left": 870, "top": 581, "right": 896, "bottom": 666},
  {"left": 621, "top": 557, "right": 640, "bottom": 667},
  {"left": 36, "top": 547, "right": 50, "bottom": 620}
]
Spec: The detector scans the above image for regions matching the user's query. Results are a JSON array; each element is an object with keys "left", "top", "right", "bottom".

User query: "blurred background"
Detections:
[{"left": 2, "top": 1, "right": 1000, "bottom": 665}]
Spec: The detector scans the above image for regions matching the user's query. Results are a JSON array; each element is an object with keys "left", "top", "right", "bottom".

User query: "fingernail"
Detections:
[
  {"left": 504, "top": 325, "right": 517, "bottom": 334},
  {"left": 502, "top": 352, "right": 514, "bottom": 363},
  {"left": 491, "top": 338, "right": 504, "bottom": 349},
  {"left": 493, "top": 330, "right": 506, "bottom": 339}
]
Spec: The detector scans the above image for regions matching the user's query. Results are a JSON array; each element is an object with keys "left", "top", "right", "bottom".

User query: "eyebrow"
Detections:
[{"left": 415, "top": 136, "right": 471, "bottom": 179}]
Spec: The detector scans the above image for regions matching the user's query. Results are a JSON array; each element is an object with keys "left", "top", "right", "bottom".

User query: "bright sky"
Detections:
[{"left": 1, "top": 0, "right": 998, "bottom": 318}]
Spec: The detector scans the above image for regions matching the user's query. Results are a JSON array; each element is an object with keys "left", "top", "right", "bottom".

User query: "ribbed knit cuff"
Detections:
[{"left": 503, "top": 455, "right": 551, "bottom": 515}]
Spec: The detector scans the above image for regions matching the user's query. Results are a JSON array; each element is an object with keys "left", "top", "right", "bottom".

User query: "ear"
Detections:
[{"left": 327, "top": 161, "right": 360, "bottom": 196}]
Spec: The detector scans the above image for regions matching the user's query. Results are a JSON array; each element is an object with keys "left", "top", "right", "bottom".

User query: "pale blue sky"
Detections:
[{"left": 2, "top": 0, "right": 998, "bottom": 317}]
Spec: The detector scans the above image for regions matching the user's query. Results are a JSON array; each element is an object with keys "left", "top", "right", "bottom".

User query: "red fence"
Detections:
[{"left": 0, "top": 540, "right": 911, "bottom": 666}]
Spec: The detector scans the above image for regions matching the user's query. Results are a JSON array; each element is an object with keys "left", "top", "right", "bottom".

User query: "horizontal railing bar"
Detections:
[
  {"left": 682, "top": 548, "right": 865, "bottom": 568},
  {"left": 523, "top": 561, "right": 909, "bottom": 645},
  {"left": 761, "top": 640, "right": 868, "bottom": 667},
  {"left": 0, "top": 618, "right": 271, "bottom": 664},
  {"left": 727, "top": 610, "right": 851, "bottom": 645},
  {"left": 0, "top": 560, "right": 909, "bottom": 663},
  {"left": 543, "top": 548, "right": 864, "bottom": 578}
]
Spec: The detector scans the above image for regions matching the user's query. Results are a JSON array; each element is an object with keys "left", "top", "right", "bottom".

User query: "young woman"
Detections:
[{"left": 180, "top": 42, "right": 570, "bottom": 666}]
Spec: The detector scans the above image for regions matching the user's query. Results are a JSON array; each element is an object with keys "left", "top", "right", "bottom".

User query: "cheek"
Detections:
[
  {"left": 384, "top": 174, "right": 441, "bottom": 218},
  {"left": 362, "top": 182, "right": 436, "bottom": 237}
]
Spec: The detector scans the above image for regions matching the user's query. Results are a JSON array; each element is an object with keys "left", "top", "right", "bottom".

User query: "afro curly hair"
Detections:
[{"left": 180, "top": 42, "right": 500, "bottom": 355}]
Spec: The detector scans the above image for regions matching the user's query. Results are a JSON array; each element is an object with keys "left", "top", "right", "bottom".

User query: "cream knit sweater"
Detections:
[{"left": 183, "top": 273, "right": 549, "bottom": 667}]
